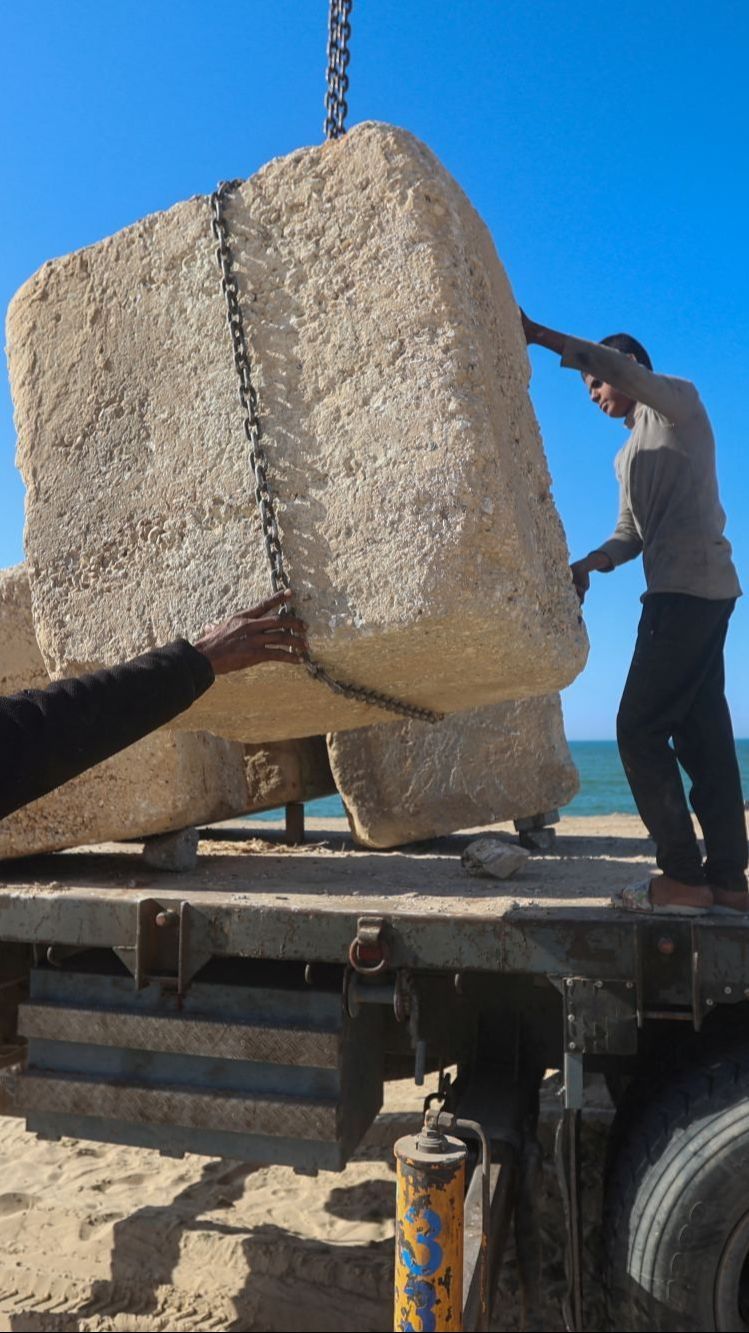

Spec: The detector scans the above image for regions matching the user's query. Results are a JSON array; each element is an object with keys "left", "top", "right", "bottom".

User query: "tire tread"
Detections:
[{"left": 604, "top": 1041, "right": 749, "bottom": 1331}]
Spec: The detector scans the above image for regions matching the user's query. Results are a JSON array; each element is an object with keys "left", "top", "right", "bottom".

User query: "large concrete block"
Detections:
[
  {"left": 327, "top": 695, "right": 579, "bottom": 848},
  {"left": 0, "top": 569, "right": 334, "bottom": 859},
  {"left": 0, "top": 565, "right": 49, "bottom": 694},
  {"left": 0, "top": 732, "right": 336, "bottom": 861},
  {"left": 0, "top": 731, "right": 253, "bottom": 860},
  {"left": 8, "top": 122, "right": 587, "bottom": 742}
]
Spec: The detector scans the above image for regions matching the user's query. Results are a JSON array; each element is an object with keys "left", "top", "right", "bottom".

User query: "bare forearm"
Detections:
[{"left": 520, "top": 312, "right": 567, "bottom": 356}]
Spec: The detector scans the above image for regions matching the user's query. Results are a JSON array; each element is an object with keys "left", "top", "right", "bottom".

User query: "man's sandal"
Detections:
[{"left": 612, "top": 880, "right": 709, "bottom": 916}]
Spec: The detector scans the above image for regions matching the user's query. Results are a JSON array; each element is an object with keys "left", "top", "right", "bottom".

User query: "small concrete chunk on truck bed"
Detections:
[
  {"left": 462, "top": 835, "right": 531, "bottom": 879},
  {"left": 8, "top": 122, "right": 587, "bottom": 743},
  {"left": 328, "top": 694, "right": 579, "bottom": 848}
]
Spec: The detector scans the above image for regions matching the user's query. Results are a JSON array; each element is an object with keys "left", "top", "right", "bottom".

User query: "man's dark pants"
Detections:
[{"left": 617, "top": 593, "right": 747, "bottom": 892}]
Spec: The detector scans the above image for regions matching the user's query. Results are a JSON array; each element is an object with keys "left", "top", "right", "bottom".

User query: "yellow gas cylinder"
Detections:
[{"left": 394, "top": 1115, "right": 467, "bottom": 1331}]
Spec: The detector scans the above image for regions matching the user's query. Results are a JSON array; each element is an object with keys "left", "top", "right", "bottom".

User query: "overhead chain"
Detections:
[
  {"left": 210, "top": 180, "right": 442, "bottom": 725},
  {"left": 324, "top": 0, "right": 353, "bottom": 139}
]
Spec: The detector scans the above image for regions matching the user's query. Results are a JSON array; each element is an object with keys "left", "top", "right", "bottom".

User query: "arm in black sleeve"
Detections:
[{"left": 0, "top": 640, "right": 214, "bottom": 821}]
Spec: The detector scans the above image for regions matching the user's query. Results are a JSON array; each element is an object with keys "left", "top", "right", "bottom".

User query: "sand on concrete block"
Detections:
[
  {"left": 8, "top": 121, "right": 587, "bottom": 743},
  {"left": 0, "top": 567, "right": 335, "bottom": 859},
  {"left": 327, "top": 694, "right": 579, "bottom": 848},
  {"left": 242, "top": 736, "right": 336, "bottom": 812}
]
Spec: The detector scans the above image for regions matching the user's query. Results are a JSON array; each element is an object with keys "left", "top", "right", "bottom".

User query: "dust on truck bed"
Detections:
[{"left": 0, "top": 815, "right": 732, "bottom": 976}]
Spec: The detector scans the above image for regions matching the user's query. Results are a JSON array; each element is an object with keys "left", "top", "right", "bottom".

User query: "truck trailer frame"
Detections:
[{"left": 0, "top": 829, "right": 747, "bottom": 1331}]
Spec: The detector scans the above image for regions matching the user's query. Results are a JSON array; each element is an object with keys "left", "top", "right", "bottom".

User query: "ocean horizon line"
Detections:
[
  {"left": 245, "top": 736, "right": 749, "bottom": 822},
  {"left": 567, "top": 736, "right": 749, "bottom": 744}
]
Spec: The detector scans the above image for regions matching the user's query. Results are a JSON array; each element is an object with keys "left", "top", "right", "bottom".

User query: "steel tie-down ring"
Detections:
[
  {"left": 346, "top": 927, "right": 386, "bottom": 981},
  {"left": 348, "top": 939, "right": 387, "bottom": 974}
]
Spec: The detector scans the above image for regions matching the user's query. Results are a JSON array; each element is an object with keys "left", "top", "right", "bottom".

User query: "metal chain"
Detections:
[
  {"left": 210, "top": 181, "right": 442, "bottom": 725},
  {"left": 324, "top": 0, "right": 353, "bottom": 139}
]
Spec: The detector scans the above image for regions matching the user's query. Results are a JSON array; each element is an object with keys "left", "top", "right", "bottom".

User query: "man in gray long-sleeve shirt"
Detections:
[{"left": 522, "top": 313, "right": 747, "bottom": 914}]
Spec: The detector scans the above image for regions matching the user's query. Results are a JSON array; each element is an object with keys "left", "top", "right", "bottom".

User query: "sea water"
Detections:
[{"left": 247, "top": 739, "right": 749, "bottom": 822}]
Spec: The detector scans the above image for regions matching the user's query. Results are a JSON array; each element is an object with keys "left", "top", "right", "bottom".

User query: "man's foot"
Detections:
[
  {"left": 650, "top": 874, "right": 713, "bottom": 910},
  {"left": 614, "top": 875, "right": 712, "bottom": 915},
  {"left": 711, "top": 886, "right": 749, "bottom": 914}
]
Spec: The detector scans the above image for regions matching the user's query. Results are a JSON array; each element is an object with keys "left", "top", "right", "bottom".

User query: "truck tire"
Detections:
[{"left": 604, "top": 1041, "right": 749, "bottom": 1331}]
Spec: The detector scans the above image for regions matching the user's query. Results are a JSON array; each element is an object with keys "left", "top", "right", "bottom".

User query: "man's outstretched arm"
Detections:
[
  {"left": 0, "top": 591, "right": 306, "bottom": 821},
  {"left": 520, "top": 314, "right": 645, "bottom": 601},
  {"left": 521, "top": 312, "right": 697, "bottom": 423}
]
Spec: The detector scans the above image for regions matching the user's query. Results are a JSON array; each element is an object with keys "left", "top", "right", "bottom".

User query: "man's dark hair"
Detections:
[{"left": 600, "top": 333, "right": 653, "bottom": 371}]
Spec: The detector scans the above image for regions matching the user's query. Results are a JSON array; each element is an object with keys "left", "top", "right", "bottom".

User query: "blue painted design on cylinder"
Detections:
[
  {"left": 401, "top": 1204, "right": 444, "bottom": 1277},
  {"left": 404, "top": 1276, "right": 439, "bottom": 1331}
]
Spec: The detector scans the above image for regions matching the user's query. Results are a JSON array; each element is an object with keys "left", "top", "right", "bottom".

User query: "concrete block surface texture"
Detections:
[
  {"left": 328, "top": 695, "right": 579, "bottom": 848},
  {"left": 8, "top": 122, "right": 587, "bottom": 742}
]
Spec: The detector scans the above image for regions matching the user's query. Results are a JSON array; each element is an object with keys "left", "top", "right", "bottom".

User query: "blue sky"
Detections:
[{"left": 1, "top": 1, "right": 747, "bottom": 738}]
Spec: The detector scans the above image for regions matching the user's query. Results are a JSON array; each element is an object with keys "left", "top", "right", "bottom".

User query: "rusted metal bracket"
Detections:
[
  {"left": 343, "top": 965, "right": 427, "bottom": 1086},
  {"left": 561, "top": 976, "right": 638, "bottom": 1057},
  {"left": 348, "top": 914, "right": 390, "bottom": 974},
  {"left": 689, "top": 923, "right": 749, "bottom": 1031},
  {"left": 114, "top": 899, "right": 212, "bottom": 994},
  {"left": 344, "top": 967, "right": 411, "bottom": 1020}
]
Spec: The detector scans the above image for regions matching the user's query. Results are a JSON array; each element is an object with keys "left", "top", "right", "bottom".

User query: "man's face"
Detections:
[{"left": 583, "top": 365, "right": 636, "bottom": 420}]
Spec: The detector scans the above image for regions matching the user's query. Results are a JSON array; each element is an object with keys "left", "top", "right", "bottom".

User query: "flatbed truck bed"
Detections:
[{"left": 0, "top": 819, "right": 744, "bottom": 980}]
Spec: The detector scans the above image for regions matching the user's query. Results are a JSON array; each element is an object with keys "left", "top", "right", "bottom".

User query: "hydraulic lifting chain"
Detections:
[
  {"left": 210, "top": 182, "right": 442, "bottom": 725},
  {"left": 324, "top": 0, "right": 353, "bottom": 140}
]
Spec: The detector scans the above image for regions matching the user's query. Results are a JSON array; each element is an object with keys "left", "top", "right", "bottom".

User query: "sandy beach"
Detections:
[{"left": 0, "top": 812, "right": 720, "bottom": 1331}]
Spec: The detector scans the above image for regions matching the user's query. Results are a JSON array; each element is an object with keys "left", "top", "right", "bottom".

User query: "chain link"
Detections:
[
  {"left": 210, "top": 181, "right": 442, "bottom": 725},
  {"left": 324, "top": 0, "right": 353, "bottom": 140}
]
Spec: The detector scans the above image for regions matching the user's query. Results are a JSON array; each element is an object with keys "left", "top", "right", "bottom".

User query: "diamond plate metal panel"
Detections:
[
  {"left": 19, "top": 1003, "right": 339, "bottom": 1067},
  {"left": 17, "top": 1071, "right": 338, "bottom": 1139}
]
